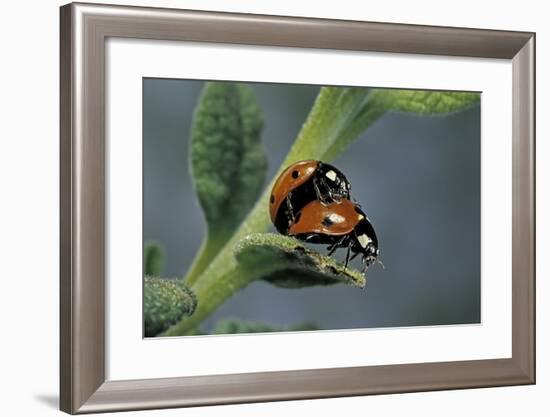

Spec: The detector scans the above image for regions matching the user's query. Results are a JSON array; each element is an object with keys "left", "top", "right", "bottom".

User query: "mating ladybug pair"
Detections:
[{"left": 269, "top": 160, "right": 379, "bottom": 273}]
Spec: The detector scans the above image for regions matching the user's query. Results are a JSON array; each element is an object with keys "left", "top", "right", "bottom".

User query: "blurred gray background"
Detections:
[{"left": 143, "top": 78, "right": 480, "bottom": 332}]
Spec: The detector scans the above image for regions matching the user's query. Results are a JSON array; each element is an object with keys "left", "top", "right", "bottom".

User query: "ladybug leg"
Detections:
[
  {"left": 319, "top": 176, "right": 345, "bottom": 202},
  {"left": 344, "top": 244, "right": 351, "bottom": 269},
  {"left": 313, "top": 177, "right": 330, "bottom": 205},
  {"left": 327, "top": 235, "right": 348, "bottom": 256},
  {"left": 285, "top": 193, "right": 295, "bottom": 223},
  {"left": 349, "top": 251, "right": 360, "bottom": 262},
  {"left": 327, "top": 243, "right": 339, "bottom": 256},
  {"left": 319, "top": 178, "right": 334, "bottom": 201},
  {"left": 327, "top": 239, "right": 341, "bottom": 256}
]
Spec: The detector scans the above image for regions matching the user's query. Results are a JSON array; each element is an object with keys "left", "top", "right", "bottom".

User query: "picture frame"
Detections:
[{"left": 59, "top": 2, "right": 535, "bottom": 414}]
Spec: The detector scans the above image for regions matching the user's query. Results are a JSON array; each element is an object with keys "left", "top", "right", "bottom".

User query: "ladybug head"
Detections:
[{"left": 362, "top": 245, "right": 380, "bottom": 268}]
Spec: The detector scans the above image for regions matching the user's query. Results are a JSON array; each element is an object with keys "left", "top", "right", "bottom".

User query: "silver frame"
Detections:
[{"left": 60, "top": 2, "right": 535, "bottom": 414}]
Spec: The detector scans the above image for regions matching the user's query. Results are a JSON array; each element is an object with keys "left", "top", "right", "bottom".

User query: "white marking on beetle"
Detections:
[
  {"left": 358, "top": 234, "right": 371, "bottom": 248},
  {"left": 328, "top": 213, "right": 345, "bottom": 223},
  {"left": 325, "top": 170, "right": 337, "bottom": 181},
  {"left": 357, "top": 214, "right": 365, "bottom": 221}
]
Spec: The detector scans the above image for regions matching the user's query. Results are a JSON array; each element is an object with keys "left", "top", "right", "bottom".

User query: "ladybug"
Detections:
[
  {"left": 269, "top": 160, "right": 351, "bottom": 234},
  {"left": 288, "top": 198, "right": 379, "bottom": 271}
]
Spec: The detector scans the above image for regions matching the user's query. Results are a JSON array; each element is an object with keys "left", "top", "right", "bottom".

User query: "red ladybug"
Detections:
[
  {"left": 269, "top": 160, "right": 351, "bottom": 234},
  {"left": 288, "top": 198, "right": 379, "bottom": 271}
]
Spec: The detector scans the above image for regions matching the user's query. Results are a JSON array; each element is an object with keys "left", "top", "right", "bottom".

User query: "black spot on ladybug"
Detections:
[
  {"left": 322, "top": 216, "right": 334, "bottom": 227},
  {"left": 294, "top": 212, "right": 302, "bottom": 223},
  {"left": 291, "top": 170, "right": 299, "bottom": 179},
  {"left": 270, "top": 195, "right": 275, "bottom": 204}
]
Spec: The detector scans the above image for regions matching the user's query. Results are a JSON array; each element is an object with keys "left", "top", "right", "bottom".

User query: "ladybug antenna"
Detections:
[{"left": 360, "top": 255, "right": 384, "bottom": 274}]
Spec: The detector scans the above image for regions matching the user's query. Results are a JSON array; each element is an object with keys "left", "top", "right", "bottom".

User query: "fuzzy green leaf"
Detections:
[
  {"left": 186, "top": 82, "right": 267, "bottom": 285},
  {"left": 211, "top": 318, "right": 319, "bottom": 335},
  {"left": 322, "top": 89, "right": 480, "bottom": 160},
  {"left": 144, "top": 241, "right": 165, "bottom": 276},
  {"left": 369, "top": 89, "right": 480, "bottom": 115},
  {"left": 144, "top": 276, "right": 197, "bottom": 337},
  {"left": 234, "top": 233, "right": 366, "bottom": 288},
  {"left": 191, "top": 82, "right": 266, "bottom": 232}
]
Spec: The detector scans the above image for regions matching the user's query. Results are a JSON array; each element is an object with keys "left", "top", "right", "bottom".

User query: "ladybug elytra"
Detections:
[{"left": 269, "top": 160, "right": 351, "bottom": 234}]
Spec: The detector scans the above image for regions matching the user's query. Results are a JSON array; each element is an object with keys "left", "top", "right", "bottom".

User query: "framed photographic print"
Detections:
[{"left": 59, "top": 2, "right": 535, "bottom": 414}]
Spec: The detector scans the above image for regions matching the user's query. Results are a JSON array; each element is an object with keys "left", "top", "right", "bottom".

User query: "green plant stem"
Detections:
[
  {"left": 184, "top": 231, "right": 232, "bottom": 287},
  {"left": 163, "top": 87, "right": 378, "bottom": 336}
]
